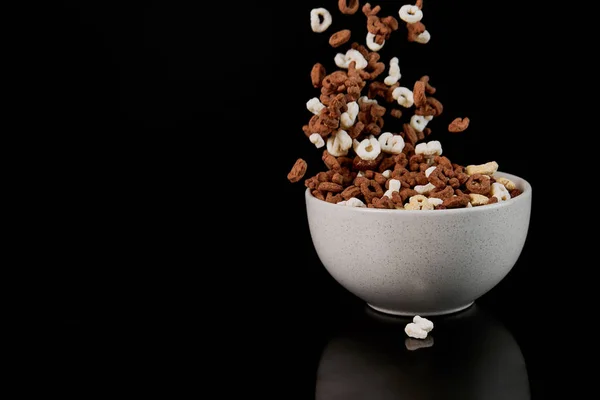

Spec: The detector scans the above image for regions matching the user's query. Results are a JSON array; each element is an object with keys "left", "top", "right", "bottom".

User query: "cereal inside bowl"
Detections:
[{"left": 287, "top": 1, "right": 532, "bottom": 315}]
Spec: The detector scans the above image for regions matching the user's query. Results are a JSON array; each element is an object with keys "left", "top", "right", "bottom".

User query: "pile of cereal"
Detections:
[{"left": 287, "top": 0, "right": 522, "bottom": 210}]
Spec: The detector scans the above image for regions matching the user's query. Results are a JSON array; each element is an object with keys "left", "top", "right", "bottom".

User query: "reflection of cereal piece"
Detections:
[
  {"left": 287, "top": 158, "right": 308, "bottom": 183},
  {"left": 405, "top": 336, "right": 434, "bottom": 350},
  {"left": 311, "top": 63, "right": 326, "bottom": 88},
  {"left": 329, "top": 29, "right": 352, "bottom": 48},
  {"left": 310, "top": 8, "right": 333, "bottom": 33},
  {"left": 338, "top": 0, "right": 359, "bottom": 15},
  {"left": 448, "top": 117, "right": 470, "bottom": 132}
]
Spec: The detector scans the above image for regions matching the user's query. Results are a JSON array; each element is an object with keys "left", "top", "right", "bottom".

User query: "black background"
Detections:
[{"left": 44, "top": 0, "right": 590, "bottom": 398}]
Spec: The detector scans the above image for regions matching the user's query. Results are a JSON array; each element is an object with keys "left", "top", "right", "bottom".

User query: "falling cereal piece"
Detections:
[{"left": 448, "top": 117, "right": 470, "bottom": 132}]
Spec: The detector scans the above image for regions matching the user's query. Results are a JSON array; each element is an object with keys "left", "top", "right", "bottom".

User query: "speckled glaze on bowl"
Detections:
[{"left": 305, "top": 172, "right": 532, "bottom": 316}]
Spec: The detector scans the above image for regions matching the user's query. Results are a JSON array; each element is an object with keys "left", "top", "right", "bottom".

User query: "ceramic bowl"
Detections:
[{"left": 305, "top": 171, "right": 532, "bottom": 316}]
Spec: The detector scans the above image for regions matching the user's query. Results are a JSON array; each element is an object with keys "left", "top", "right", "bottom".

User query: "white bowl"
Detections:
[{"left": 305, "top": 171, "right": 532, "bottom": 316}]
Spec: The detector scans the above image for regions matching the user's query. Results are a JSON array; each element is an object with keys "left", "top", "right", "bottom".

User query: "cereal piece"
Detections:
[
  {"left": 415, "top": 140, "right": 442, "bottom": 158},
  {"left": 383, "top": 178, "right": 401, "bottom": 198},
  {"left": 318, "top": 182, "right": 344, "bottom": 193},
  {"left": 382, "top": 170, "right": 392, "bottom": 178},
  {"left": 494, "top": 176, "right": 517, "bottom": 190},
  {"left": 326, "top": 129, "right": 353, "bottom": 157},
  {"left": 307, "top": 97, "right": 326, "bottom": 115},
  {"left": 326, "top": 192, "right": 343, "bottom": 203},
  {"left": 378, "top": 132, "right": 405, "bottom": 154},
  {"left": 404, "top": 194, "right": 434, "bottom": 210},
  {"left": 410, "top": 114, "right": 429, "bottom": 132},
  {"left": 329, "top": 29, "right": 352, "bottom": 48},
  {"left": 465, "top": 174, "right": 491, "bottom": 195},
  {"left": 353, "top": 152, "right": 383, "bottom": 171},
  {"left": 414, "top": 30, "right": 430, "bottom": 44},
  {"left": 287, "top": 158, "right": 308, "bottom": 183},
  {"left": 392, "top": 87, "right": 414, "bottom": 108},
  {"left": 465, "top": 161, "right": 499, "bottom": 176},
  {"left": 311, "top": 63, "right": 326, "bottom": 88},
  {"left": 405, "top": 323, "right": 427, "bottom": 338},
  {"left": 448, "top": 117, "right": 470, "bottom": 132},
  {"left": 309, "top": 133, "right": 325, "bottom": 148},
  {"left": 340, "top": 101, "right": 359, "bottom": 129},
  {"left": 442, "top": 194, "right": 470, "bottom": 208},
  {"left": 378, "top": 156, "right": 396, "bottom": 173},
  {"left": 424, "top": 165, "right": 436, "bottom": 178},
  {"left": 366, "top": 32, "right": 384, "bottom": 51},
  {"left": 413, "top": 315, "right": 434, "bottom": 332},
  {"left": 428, "top": 197, "right": 443, "bottom": 207},
  {"left": 428, "top": 167, "right": 447, "bottom": 188},
  {"left": 341, "top": 184, "right": 362, "bottom": 199},
  {"left": 399, "top": 5, "right": 423, "bottom": 23},
  {"left": 491, "top": 182, "right": 511, "bottom": 202},
  {"left": 413, "top": 80, "right": 426, "bottom": 107},
  {"left": 335, "top": 49, "right": 368, "bottom": 70},
  {"left": 322, "top": 150, "right": 342, "bottom": 170},
  {"left": 310, "top": 8, "right": 333, "bottom": 33},
  {"left": 360, "top": 180, "right": 384, "bottom": 203},
  {"left": 371, "top": 196, "right": 395, "bottom": 209},
  {"left": 429, "top": 186, "right": 454, "bottom": 200},
  {"left": 414, "top": 182, "right": 436, "bottom": 194},
  {"left": 355, "top": 135, "right": 381, "bottom": 160},
  {"left": 338, "top": 0, "right": 360, "bottom": 15},
  {"left": 469, "top": 193, "right": 489, "bottom": 206},
  {"left": 384, "top": 57, "right": 401, "bottom": 86},
  {"left": 390, "top": 109, "right": 402, "bottom": 118},
  {"left": 312, "top": 190, "right": 325, "bottom": 201}
]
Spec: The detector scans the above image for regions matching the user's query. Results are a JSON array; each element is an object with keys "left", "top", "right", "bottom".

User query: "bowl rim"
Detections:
[{"left": 305, "top": 170, "right": 532, "bottom": 215}]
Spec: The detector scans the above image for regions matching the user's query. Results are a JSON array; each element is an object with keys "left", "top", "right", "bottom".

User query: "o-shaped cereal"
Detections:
[
  {"left": 404, "top": 194, "right": 434, "bottom": 210},
  {"left": 310, "top": 8, "right": 333, "bottom": 33},
  {"left": 378, "top": 132, "right": 405, "bottom": 154},
  {"left": 366, "top": 32, "right": 385, "bottom": 52},
  {"left": 410, "top": 114, "right": 429, "bottom": 132},
  {"left": 465, "top": 174, "right": 491, "bottom": 195},
  {"left": 399, "top": 5, "right": 423, "bottom": 24},
  {"left": 356, "top": 136, "right": 381, "bottom": 160},
  {"left": 392, "top": 87, "right": 414, "bottom": 108}
]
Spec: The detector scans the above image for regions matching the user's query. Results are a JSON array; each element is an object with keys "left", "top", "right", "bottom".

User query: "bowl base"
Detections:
[{"left": 367, "top": 302, "right": 474, "bottom": 317}]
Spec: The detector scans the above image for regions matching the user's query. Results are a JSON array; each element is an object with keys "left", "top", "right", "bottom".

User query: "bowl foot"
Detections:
[{"left": 367, "top": 302, "right": 474, "bottom": 317}]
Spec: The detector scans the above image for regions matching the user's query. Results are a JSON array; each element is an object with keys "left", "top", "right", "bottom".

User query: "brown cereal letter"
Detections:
[
  {"left": 339, "top": 0, "right": 360, "bottom": 14},
  {"left": 311, "top": 63, "right": 326, "bottom": 88},
  {"left": 413, "top": 80, "right": 427, "bottom": 108},
  {"left": 329, "top": 29, "right": 352, "bottom": 48},
  {"left": 287, "top": 158, "right": 308, "bottom": 183},
  {"left": 318, "top": 182, "right": 344, "bottom": 193},
  {"left": 448, "top": 117, "right": 470, "bottom": 133}
]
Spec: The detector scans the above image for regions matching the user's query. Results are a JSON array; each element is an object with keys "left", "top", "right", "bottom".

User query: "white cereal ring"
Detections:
[
  {"left": 355, "top": 135, "right": 381, "bottom": 160},
  {"left": 366, "top": 32, "right": 384, "bottom": 52},
  {"left": 309, "top": 133, "right": 325, "bottom": 148},
  {"left": 326, "top": 129, "right": 353, "bottom": 156},
  {"left": 410, "top": 114, "right": 429, "bottom": 132},
  {"left": 378, "top": 132, "right": 405, "bottom": 154},
  {"left": 392, "top": 87, "right": 414, "bottom": 108},
  {"left": 334, "top": 49, "right": 368, "bottom": 70},
  {"left": 399, "top": 5, "right": 423, "bottom": 24},
  {"left": 310, "top": 8, "right": 332, "bottom": 33}
]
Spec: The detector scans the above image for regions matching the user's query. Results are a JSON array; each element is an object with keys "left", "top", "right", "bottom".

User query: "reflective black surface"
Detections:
[{"left": 316, "top": 304, "right": 529, "bottom": 400}]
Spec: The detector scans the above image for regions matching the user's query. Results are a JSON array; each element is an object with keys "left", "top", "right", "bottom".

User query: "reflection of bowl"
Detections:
[
  {"left": 316, "top": 304, "right": 530, "bottom": 400},
  {"left": 306, "top": 172, "right": 532, "bottom": 316}
]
